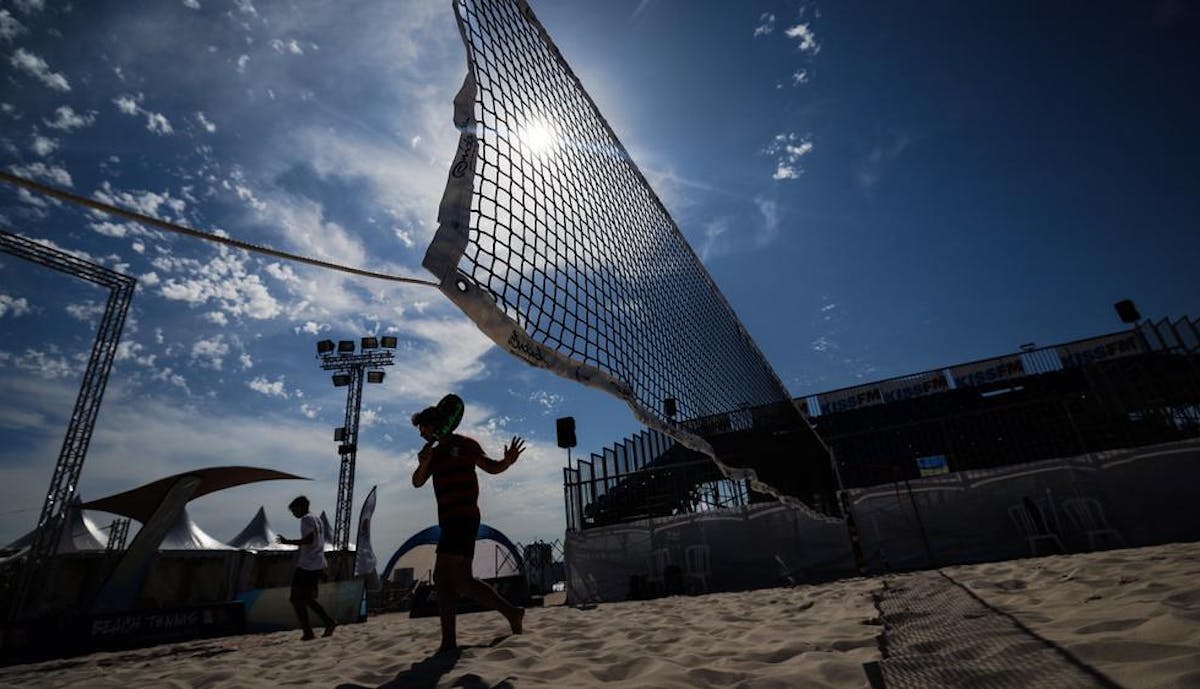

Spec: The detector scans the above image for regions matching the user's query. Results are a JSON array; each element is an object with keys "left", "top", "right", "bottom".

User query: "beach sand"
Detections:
[{"left": 1, "top": 542, "right": 1196, "bottom": 688}]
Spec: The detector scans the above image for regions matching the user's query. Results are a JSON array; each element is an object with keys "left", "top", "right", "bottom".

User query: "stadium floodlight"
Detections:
[
  {"left": 314, "top": 333, "right": 395, "bottom": 550},
  {"left": 317, "top": 339, "right": 335, "bottom": 355},
  {"left": 381, "top": 336, "right": 397, "bottom": 348}
]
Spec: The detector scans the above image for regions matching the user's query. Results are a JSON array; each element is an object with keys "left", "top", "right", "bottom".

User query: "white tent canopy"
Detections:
[
  {"left": 159, "top": 505, "right": 234, "bottom": 551},
  {"left": 226, "top": 506, "right": 289, "bottom": 551},
  {"left": 4, "top": 495, "right": 108, "bottom": 553}
]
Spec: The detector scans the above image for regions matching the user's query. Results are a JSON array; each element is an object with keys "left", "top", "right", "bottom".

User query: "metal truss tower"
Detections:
[
  {"left": 0, "top": 229, "right": 135, "bottom": 619},
  {"left": 317, "top": 343, "right": 394, "bottom": 550}
]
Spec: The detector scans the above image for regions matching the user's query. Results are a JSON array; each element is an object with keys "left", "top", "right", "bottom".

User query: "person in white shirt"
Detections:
[{"left": 276, "top": 495, "right": 337, "bottom": 640}]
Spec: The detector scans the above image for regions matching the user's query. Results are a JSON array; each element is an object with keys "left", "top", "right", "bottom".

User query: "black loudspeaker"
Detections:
[
  {"left": 1114, "top": 299, "right": 1140, "bottom": 324},
  {"left": 663, "top": 398, "right": 677, "bottom": 417},
  {"left": 556, "top": 416, "right": 577, "bottom": 449}
]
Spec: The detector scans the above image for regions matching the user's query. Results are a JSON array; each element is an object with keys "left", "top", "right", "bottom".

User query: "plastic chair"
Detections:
[
  {"left": 1061, "top": 497, "right": 1126, "bottom": 550},
  {"left": 684, "top": 545, "right": 710, "bottom": 594},
  {"left": 1008, "top": 501, "right": 1065, "bottom": 556},
  {"left": 646, "top": 548, "right": 670, "bottom": 595}
]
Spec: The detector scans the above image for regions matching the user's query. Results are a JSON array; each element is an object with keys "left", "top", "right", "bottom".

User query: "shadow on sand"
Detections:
[{"left": 335, "top": 635, "right": 515, "bottom": 689}]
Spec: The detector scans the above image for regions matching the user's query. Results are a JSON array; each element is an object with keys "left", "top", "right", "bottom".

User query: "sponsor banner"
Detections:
[
  {"left": 916, "top": 455, "right": 949, "bottom": 477},
  {"left": 818, "top": 384, "right": 884, "bottom": 415},
  {"left": 1057, "top": 332, "right": 1143, "bottom": 368},
  {"left": 950, "top": 355, "right": 1026, "bottom": 389},
  {"left": 879, "top": 371, "right": 950, "bottom": 403},
  {"left": 89, "top": 602, "right": 245, "bottom": 648}
]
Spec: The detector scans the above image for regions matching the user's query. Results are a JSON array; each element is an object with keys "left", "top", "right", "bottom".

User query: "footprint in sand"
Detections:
[{"left": 1075, "top": 618, "right": 1145, "bottom": 634}]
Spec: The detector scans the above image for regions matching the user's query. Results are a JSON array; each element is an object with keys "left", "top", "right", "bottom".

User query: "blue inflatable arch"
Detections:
[{"left": 381, "top": 523, "right": 523, "bottom": 581}]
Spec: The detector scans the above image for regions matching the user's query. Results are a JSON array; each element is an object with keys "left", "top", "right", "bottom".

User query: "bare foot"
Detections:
[
  {"left": 301, "top": 632, "right": 316, "bottom": 641},
  {"left": 323, "top": 622, "right": 337, "bottom": 637},
  {"left": 508, "top": 607, "right": 525, "bottom": 635}
]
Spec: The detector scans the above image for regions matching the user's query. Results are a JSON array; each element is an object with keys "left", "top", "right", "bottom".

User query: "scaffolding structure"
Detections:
[{"left": 0, "top": 229, "right": 135, "bottom": 619}]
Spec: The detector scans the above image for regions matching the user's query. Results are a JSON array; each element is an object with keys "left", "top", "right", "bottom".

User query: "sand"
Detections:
[{"left": 1, "top": 542, "right": 1196, "bottom": 689}]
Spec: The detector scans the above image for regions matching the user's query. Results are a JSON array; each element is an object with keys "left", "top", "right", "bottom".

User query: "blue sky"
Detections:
[{"left": 1, "top": 1, "right": 1197, "bottom": 559}]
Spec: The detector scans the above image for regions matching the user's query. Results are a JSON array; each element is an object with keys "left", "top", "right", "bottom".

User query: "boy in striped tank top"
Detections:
[{"left": 411, "top": 404, "right": 526, "bottom": 654}]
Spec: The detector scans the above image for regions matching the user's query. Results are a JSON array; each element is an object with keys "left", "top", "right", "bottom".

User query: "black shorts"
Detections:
[
  {"left": 291, "top": 567, "right": 321, "bottom": 600},
  {"left": 437, "top": 518, "right": 479, "bottom": 558}
]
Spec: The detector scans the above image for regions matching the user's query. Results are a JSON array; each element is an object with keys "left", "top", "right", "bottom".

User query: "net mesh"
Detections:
[{"left": 426, "top": 0, "right": 830, "bottom": 499}]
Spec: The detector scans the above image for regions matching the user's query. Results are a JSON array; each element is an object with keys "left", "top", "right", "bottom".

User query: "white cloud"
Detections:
[
  {"left": 1, "top": 10, "right": 27, "bottom": 42},
  {"left": 754, "top": 196, "right": 780, "bottom": 248},
  {"left": 234, "top": 0, "right": 257, "bottom": 17},
  {"left": 196, "top": 111, "right": 216, "bottom": 133},
  {"left": 113, "top": 93, "right": 140, "bottom": 115},
  {"left": 393, "top": 227, "right": 415, "bottom": 248},
  {"left": 203, "top": 311, "right": 228, "bottom": 325},
  {"left": 190, "top": 334, "right": 229, "bottom": 370},
  {"left": 360, "top": 408, "right": 379, "bottom": 427},
  {"left": 765, "top": 132, "right": 813, "bottom": 180},
  {"left": 30, "top": 134, "right": 57, "bottom": 156},
  {"left": 753, "top": 12, "right": 775, "bottom": 37},
  {"left": 239, "top": 353, "right": 253, "bottom": 370},
  {"left": 410, "top": 135, "right": 421, "bottom": 148},
  {"left": 182, "top": 0, "right": 200, "bottom": 9},
  {"left": 811, "top": 335, "right": 837, "bottom": 353},
  {"left": 93, "top": 180, "right": 186, "bottom": 220},
  {"left": 10, "top": 48, "right": 70, "bottom": 91},
  {"left": 784, "top": 23, "right": 821, "bottom": 55},
  {"left": 139, "top": 271, "right": 161, "bottom": 286},
  {"left": 145, "top": 111, "right": 173, "bottom": 135},
  {"left": 856, "top": 133, "right": 912, "bottom": 192},
  {"left": 9, "top": 161, "right": 72, "bottom": 187},
  {"left": 12, "top": 0, "right": 45, "bottom": 14},
  {"left": 298, "top": 321, "right": 322, "bottom": 335},
  {"left": 299, "top": 403, "right": 318, "bottom": 419},
  {"left": 65, "top": 300, "right": 106, "bottom": 322},
  {"left": 248, "top": 375, "right": 288, "bottom": 398},
  {"left": 0, "top": 294, "right": 30, "bottom": 318},
  {"left": 529, "top": 390, "right": 562, "bottom": 413},
  {"left": 791, "top": 69, "right": 809, "bottom": 86},
  {"left": 158, "top": 245, "right": 282, "bottom": 321},
  {"left": 89, "top": 220, "right": 147, "bottom": 238},
  {"left": 269, "top": 38, "right": 304, "bottom": 55},
  {"left": 6, "top": 348, "right": 79, "bottom": 379},
  {"left": 45, "top": 105, "right": 95, "bottom": 131},
  {"left": 236, "top": 55, "right": 249, "bottom": 73}
]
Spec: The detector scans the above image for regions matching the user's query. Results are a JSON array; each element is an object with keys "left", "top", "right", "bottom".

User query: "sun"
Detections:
[{"left": 518, "top": 121, "right": 559, "bottom": 158}]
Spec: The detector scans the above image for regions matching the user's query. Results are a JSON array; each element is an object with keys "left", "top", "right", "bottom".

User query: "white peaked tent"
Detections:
[
  {"left": 4, "top": 495, "right": 108, "bottom": 553},
  {"left": 159, "top": 505, "right": 235, "bottom": 550},
  {"left": 226, "top": 506, "right": 290, "bottom": 551}
]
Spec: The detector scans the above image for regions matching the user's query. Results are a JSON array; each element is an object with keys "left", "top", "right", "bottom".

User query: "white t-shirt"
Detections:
[{"left": 297, "top": 513, "right": 328, "bottom": 571}]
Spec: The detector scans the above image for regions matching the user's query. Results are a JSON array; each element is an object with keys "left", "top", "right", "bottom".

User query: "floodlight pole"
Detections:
[{"left": 317, "top": 343, "right": 394, "bottom": 550}]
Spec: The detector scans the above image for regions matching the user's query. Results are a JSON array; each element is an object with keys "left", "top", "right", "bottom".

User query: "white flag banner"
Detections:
[{"left": 354, "top": 485, "right": 378, "bottom": 582}]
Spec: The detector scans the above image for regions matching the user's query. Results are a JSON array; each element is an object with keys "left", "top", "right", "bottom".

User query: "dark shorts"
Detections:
[
  {"left": 437, "top": 518, "right": 479, "bottom": 558},
  {"left": 291, "top": 567, "right": 321, "bottom": 601}
]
